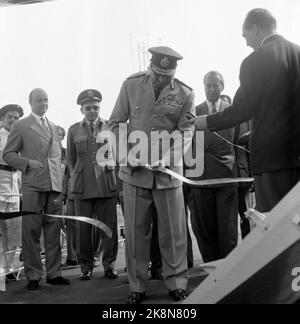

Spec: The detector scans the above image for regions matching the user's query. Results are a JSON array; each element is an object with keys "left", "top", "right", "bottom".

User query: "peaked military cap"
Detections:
[
  {"left": 77, "top": 89, "right": 102, "bottom": 106},
  {"left": 0, "top": 104, "right": 24, "bottom": 118},
  {"left": 149, "top": 46, "right": 183, "bottom": 76}
]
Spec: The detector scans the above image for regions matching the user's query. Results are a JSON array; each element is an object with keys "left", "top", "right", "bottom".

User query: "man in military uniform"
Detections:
[
  {"left": 67, "top": 89, "right": 118, "bottom": 281},
  {"left": 0, "top": 105, "right": 23, "bottom": 275},
  {"left": 109, "top": 46, "right": 195, "bottom": 304}
]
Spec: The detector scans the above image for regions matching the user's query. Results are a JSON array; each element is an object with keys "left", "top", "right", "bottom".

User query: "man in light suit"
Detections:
[
  {"left": 189, "top": 71, "right": 238, "bottom": 263},
  {"left": 109, "top": 46, "right": 195, "bottom": 304},
  {"left": 3, "top": 88, "right": 70, "bottom": 290},
  {"left": 192, "top": 9, "right": 300, "bottom": 213}
]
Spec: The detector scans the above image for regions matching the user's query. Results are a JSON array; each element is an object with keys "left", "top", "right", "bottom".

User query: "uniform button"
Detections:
[{"left": 152, "top": 114, "right": 157, "bottom": 118}]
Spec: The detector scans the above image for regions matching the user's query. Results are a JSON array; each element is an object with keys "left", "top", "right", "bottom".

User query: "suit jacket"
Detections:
[
  {"left": 67, "top": 118, "right": 117, "bottom": 200},
  {"left": 234, "top": 120, "right": 252, "bottom": 180},
  {"left": 207, "top": 35, "right": 300, "bottom": 175},
  {"left": 109, "top": 71, "right": 195, "bottom": 190},
  {"left": 190, "top": 101, "right": 236, "bottom": 186},
  {"left": 3, "top": 115, "right": 62, "bottom": 192}
]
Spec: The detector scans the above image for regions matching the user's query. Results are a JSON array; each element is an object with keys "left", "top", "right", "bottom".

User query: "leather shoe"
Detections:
[
  {"left": 80, "top": 271, "right": 92, "bottom": 281},
  {"left": 104, "top": 269, "right": 118, "bottom": 279},
  {"left": 127, "top": 292, "right": 146, "bottom": 304},
  {"left": 27, "top": 280, "right": 39, "bottom": 291},
  {"left": 169, "top": 289, "right": 188, "bottom": 301},
  {"left": 46, "top": 276, "right": 71, "bottom": 285}
]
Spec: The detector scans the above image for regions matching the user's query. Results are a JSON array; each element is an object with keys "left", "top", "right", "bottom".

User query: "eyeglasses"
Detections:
[{"left": 84, "top": 106, "right": 99, "bottom": 112}]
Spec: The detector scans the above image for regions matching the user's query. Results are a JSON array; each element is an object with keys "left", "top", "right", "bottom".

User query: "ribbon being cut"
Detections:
[
  {"left": 0, "top": 167, "right": 253, "bottom": 283},
  {"left": 0, "top": 167, "right": 253, "bottom": 227}
]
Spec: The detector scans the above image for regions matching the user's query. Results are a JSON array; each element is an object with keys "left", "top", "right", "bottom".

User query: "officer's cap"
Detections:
[
  {"left": 149, "top": 46, "right": 183, "bottom": 76},
  {"left": 77, "top": 89, "right": 102, "bottom": 106},
  {"left": 0, "top": 104, "right": 24, "bottom": 119}
]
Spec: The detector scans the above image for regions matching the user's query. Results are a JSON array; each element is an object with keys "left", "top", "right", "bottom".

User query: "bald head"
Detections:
[
  {"left": 242, "top": 9, "right": 277, "bottom": 50},
  {"left": 29, "top": 88, "right": 48, "bottom": 116}
]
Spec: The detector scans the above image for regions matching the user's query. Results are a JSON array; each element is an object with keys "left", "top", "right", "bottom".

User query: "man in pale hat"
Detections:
[
  {"left": 0, "top": 104, "right": 23, "bottom": 275},
  {"left": 67, "top": 89, "right": 119, "bottom": 281},
  {"left": 109, "top": 46, "right": 195, "bottom": 304}
]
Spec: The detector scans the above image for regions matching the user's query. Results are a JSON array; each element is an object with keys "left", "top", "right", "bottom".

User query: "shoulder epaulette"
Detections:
[
  {"left": 174, "top": 78, "right": 193, "bottom": 91},
  {"left": 127, "top": 71, "right": 149, "bottom": 80},
  {"left": 69, "top": 121, "right": 81, "bottom": 130}
]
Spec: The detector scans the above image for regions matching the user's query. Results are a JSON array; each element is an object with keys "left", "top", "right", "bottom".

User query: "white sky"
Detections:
[{"left": 0, "top": 0, "right": 300, "bottom": 144}]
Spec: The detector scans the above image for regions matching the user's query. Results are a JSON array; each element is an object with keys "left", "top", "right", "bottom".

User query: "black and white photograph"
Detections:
[{"left": 0, "top": 0, "right": 300, "bottom": 309}]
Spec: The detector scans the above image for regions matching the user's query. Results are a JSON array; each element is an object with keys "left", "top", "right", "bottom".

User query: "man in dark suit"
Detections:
[
  {"left": 3, "top": 88, "right": 70, "bottom": 290},
  {"left": 192, "top": 8, "right": 300, "bottom": 213},
  {"left": 67, "top": 89, "right": 118, "bottom": 281},
  {"left": 189, "top": 71, "right": 238, "bottom": 263}
]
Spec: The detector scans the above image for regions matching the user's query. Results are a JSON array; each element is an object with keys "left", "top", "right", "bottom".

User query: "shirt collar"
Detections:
[
  {"left": 206, "top": 99, "right": 222, "bottom": 113},
  {"left": 261, "top": 33, "right": 278, "bottom": 46},
  {"left": 81, "top": 117, "right": 101, "bottom": 127},
  {"left": 31, "top": 112, "right": 47, "bottom": 122},
  {"left": 0, "top": 127, "right": 9, "bottom": 135}
]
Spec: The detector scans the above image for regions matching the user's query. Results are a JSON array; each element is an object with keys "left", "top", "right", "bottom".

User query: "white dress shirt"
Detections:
[
  {"left": 206, "top": 99, "right": 222, "bottom": 114},
  {"left": 31, "top": 112, "right": 50, "bottom": 132}
]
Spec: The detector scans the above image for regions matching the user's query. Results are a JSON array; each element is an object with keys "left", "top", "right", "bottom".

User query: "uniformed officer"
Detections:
[
  {"left": 67, "top": 90, "right": 119, "bottom": 280},
  {"left": 0, "top": 105, "right": 23, "bottom": 274},
  {"left": 109, "top": 46, "right": 195, "bottom": 304}
]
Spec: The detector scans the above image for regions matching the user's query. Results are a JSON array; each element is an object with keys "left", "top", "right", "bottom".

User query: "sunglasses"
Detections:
[{"left": 84, "top": 106, "right": 100, "bottom": 112}]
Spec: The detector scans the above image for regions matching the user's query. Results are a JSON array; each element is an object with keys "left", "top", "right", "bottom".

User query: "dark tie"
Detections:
[
  {"left": 211, "top": 103, "right": 217, "bottom": 114},
  {"left": 154, "top": 87, "right": 163, "bottom": 101},
  {"left": 89, "top": 122, "right": 94, "bottom": 135}
]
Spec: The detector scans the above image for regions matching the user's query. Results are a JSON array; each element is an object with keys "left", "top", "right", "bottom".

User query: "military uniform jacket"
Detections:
[
  {"left": 190, "top": 101, "right": 236, "bottom": 186},
  {"left": 3, "top": 115, "right": 63, "bottom": 193},
  {"left": 67, "top": 118, "right": 117, "bottom": 200},
  {"left": 109, "top": 72, "right": 195, "bottom": 190}
]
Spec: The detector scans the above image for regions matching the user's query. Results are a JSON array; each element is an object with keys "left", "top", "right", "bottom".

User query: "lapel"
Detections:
[
  {"left": 29, "top": 115, "right": 51, "bottom": 142},
  {"left": 202, "top": 102, "right": 209, "bottom": 115}
]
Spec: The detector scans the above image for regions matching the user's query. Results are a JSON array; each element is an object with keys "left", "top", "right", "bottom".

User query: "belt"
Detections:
[{"left": 0, "top": 164, "right": 17, "bottom": 172}]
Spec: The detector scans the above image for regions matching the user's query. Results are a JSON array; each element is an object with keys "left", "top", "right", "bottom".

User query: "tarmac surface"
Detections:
[{"left": 0, "top": 209, "right": 208, "bottom": 304}]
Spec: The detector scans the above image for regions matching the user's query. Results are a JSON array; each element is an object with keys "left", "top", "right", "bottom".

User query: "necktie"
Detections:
[
  {"left": 154, "top": 87, "right": 162, "bottom": 101},
  {"left": 211, "top": 103, "right": 217, "bottom": 114},
  {"left": 89, "top": 122, "right": 95, "bottom": 135},
  {"left": 41, "top": 117, "right": 49, "bottom": 133}
]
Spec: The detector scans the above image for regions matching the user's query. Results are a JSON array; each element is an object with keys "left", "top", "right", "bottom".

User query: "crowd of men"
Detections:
[{"left": 0, "top": 8, "right": 300, "bottom": 304}]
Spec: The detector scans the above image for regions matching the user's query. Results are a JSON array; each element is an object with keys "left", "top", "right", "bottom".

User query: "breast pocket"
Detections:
[
  {"left": 75, "top": 138, "right": 88, "bottom": 154},
  {"left": 161, "top": 106, "right": 181, "bottom": 122},
  {"left": 130, "top": 106, "right": 142, "bottom": 122}
]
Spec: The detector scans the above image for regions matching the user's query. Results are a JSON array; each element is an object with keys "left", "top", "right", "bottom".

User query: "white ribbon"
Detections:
[{"left": 145, "top": 165, "right": 254, "bottom": 186}]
